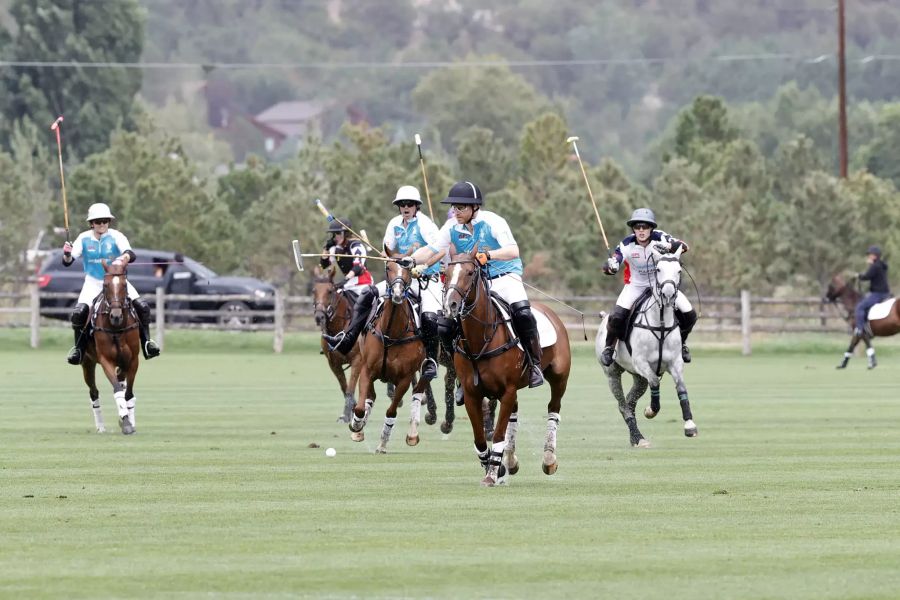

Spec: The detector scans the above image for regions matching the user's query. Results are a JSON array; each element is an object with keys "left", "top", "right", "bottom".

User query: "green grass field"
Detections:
[{"left": 2, "top": 330, "right": 900, "bottom": 599}]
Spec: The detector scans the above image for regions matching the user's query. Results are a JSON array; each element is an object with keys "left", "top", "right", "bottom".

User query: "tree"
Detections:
[
  {"left": 455, "top": 126, "right": 515, "bottom": 195},
  {"left": 1, "top": 0, "right": 145, "bottom": 158},
  {"left": 859, "top": 104, "right": 900, "bottom": 189}
]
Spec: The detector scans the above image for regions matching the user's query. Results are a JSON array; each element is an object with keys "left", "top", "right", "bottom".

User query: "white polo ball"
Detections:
[{"left": 325, "top": 447, "right": 336, "bottom": 457}]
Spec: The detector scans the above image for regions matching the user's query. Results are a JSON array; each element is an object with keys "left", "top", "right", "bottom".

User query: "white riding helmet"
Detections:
[
  {"left": 393, "top": 185, "right": 422, "bottom": 206},
  {"left": 85, "top": 203, "right": 115, "bottom": 222}
]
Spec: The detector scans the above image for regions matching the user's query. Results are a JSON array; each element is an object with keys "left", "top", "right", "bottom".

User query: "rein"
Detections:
[
  {"left": 632, "top": 254, "right": 680, "bottom": 376},
  {"left": 370, "top": 264, "right": 420, "bottom": 379}
]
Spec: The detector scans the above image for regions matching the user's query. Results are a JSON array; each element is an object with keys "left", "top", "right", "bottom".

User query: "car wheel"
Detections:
[{"left": 218, "top": 301, "right": 251, "bottom": 328}]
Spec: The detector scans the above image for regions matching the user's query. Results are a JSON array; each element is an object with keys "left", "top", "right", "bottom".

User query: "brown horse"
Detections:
[
  {"left": 81, "top": 259, "right": 140, "bottom": 434},
  {"left": 443, "top": 249, "right": 571, "bottom": 486},
  {"left": 312, "top": 266, "right": 362, "bottom": 423},
  {"left": 825, "top": 273, "right": 900, "bottom": 369},
  {"left": 349, "top": 247, "right": 430, "bottom": 452}
]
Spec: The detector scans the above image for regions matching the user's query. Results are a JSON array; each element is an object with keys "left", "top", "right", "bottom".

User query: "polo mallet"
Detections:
[
  {"left": 291, "top": 240, "right": 305, "bottom": 272},
  {"left": 292, "top": 239, "right": 394, "bottom": 272},
  {"left": 50, "top": 116, "right": 69, "bottom": 242},
  {"left": 414, "top": 134, "right": 435, "bottom": 221},
  {"left": 567, "top": 136, "right": 611, "bottom": 257},
  {"left": 314, "top": 199, "right": 386, "bottom": 257}
]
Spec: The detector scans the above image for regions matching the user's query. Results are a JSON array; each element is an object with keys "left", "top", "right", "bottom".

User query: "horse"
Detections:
[
  {"left": 596, "top": 245, "right": 696, "bottom": 448},
  {"left": 312, "top": 266, "right": 363, "bottom": 423},
  {"left": 824, "top": 273, "right": 900, "bottom": 369},
  {"left": 80, "top": 259, "right": 141, "bottom": 435},
  {"left": 443, "top": 249, "right": 571, "bottom": 487},
  {"left": 348, "top": 247, "right": 431, "bottom": 453}
]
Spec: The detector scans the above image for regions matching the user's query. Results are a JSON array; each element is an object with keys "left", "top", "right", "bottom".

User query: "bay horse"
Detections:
[
  {"left": 443, "top": 249, "right": 570, "bottom": 487},
  {"left": 349, "top": 247, "right": 430, "bottom": 453},
  {"left": 596, "top": 245, "right": 696, "bottom": 447},
  {"left": 824, "top": 273, "right": 900, "bottom": 369},
  {"left": 80, "top": 259, "right": 140, "bottom": 435},
  {"left": 312, "top": 266, "right": 362, "bottom": 423}
]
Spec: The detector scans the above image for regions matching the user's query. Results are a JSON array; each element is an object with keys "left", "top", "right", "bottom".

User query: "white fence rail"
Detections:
[{"left": 0, "top": 280, "right": 852, "bottom": 355}]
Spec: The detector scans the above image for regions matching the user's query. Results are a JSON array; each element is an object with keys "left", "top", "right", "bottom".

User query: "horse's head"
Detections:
[
  {"left": 384, "top": 246, "right": 411, "bottom": 305},
  {"left": 652, "top": 244, "right": 683, "bottom": 307},
  {"left": 824, "top": 273, "right": 850, "bottom": 303},
  {"left": 102, "top": 258, "right": 129, "bottom": 327},
  {"left": 311, "top": 266, "right": 336, "bottom": 328},
  {"left": 443, "top": 249, "right": 481, "bottom": 319}
]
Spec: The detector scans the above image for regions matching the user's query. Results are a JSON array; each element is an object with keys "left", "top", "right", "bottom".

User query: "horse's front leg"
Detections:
[
  {"left": 504, "top": 404, "right": 520, "bottom": 476},
  {"left": 837, "top": 331, "right": 862, "bottom": 369},
  {"left": 97, "top": 349, "right": 133, "bottom": 435},
  {"left": 863, "top": 335, "right": 877, "bottom": 369},
  {"left": 461, "top": 384, "right": 489, "bottom": 483},
  {"left": 349, "top": 363, "right": 374, "bottom": 442},
  {"left": 607, "top": 363, "right": 647, "bottom": 447},
  {"left": 668, "top": 364, "right": 697, "bottom": 437},
  {"left": 327, "top": 351, "right": 353, "bottom": 423},
  {"left": 125, "top": 341, "right": 139, "bottom": 431},
  {"left": 482, "top": 389, "right": 517, "bottom": 487},
  {"left": 81, "top": 355, "right": 104, "bottom": 433},
  {"left": 633, "top": 358, "right": 662, "bottom": 419},
  {"left": 376, "top": 374, "right": 412, "bottom": 454},
  {"left": 440, "top": 366, "right": 456, "bottom": 434}
]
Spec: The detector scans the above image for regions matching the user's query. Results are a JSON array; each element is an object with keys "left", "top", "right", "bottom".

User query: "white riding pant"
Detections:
[
  {"left": 616, "top": 283, "right": 692, "bottom": 313},
  {"left": 375, "top": 276, "right": 443, "bottom": 313},
  {"left": 485, "top": 273, "right": 528, "bottom": 305},
  {"left": 77, "top": 275, "right": 140, "bottom": 306}
]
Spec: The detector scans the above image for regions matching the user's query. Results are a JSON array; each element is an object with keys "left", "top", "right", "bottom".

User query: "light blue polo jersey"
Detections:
[
  {"left": 70, "top": 229, "right": 132, "bottom": 280},
  {"left": 383, "top": 213, "right": 441, "bottom": 276},
  {"left": 430, "top": 209, "right": 523, "bottom": 277}
]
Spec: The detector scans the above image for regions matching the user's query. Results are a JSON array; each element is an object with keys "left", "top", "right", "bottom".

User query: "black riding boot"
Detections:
[
  {"left": 600, "top": 306, "right": 629, "bottom": 367},
  {"left": 676, "top": 308, "right": 697, "bottom": 363},
  {"left": 511, "top": 301, "right": 544, "bottom": 388},
  {"left": 67, "top": 303, "right": 90, "bottom": 365},
  {"left": 324, "top": 285, "right": 376, "bottom": 354},
  {"left": 420, "top": 311, "right": 440, "bottom": 381},
  {"left": 133, "top": 298, "right": 161, "bottom": 359}
]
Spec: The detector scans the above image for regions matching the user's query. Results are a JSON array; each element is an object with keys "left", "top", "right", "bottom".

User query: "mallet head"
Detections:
[
  {"left": 566, "top": 136, "right": 579, "bottom": 144},
  {"left": 415, "top": 133, "right": 422, "bottom": 146},
  {"left": 50, "top": 116, "right": 64, "bottom": 131}
]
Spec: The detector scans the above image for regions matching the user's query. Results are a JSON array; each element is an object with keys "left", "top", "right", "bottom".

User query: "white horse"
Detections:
[{"left": 596, "top": 245, "right": 697, "bottom": 447}]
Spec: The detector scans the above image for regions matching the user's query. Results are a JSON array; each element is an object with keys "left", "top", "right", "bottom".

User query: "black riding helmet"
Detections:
[
  {"left": 326, "top": 218, "right": 352, "bottom": 234},
  {"left": 441, "top": 181, "right": 483, "bottom": 205}
]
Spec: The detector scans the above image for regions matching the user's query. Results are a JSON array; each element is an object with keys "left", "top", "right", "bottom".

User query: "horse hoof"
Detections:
[
  {"left": 440, "top": 421, "right": 453, "bottom": 435},
  {"left": 644, "top": 407, "right": 658, "bottom": 419},
  {"left": 633, "top": 439, "right": 651, "bottom": 448},
  {"left": 95, "top": 427, "right": 106, "bottom": 434},
  {"left": 375, "top": 445, "right": 387, "bottom": 454},
  {"left": 406, "top": 435, "right": 419, "bottom": 446},
  {"left": 350, "top": 431, "right": 364, "bottom": 442},
  {"left": 507, "top": 459, "right": 520, "bottom": 475},
  {"left": 119, "top": 417, "right": 134, "bottom": 435},
  {"left": 480, "top": 475, "right": 497, "bottom": 487},
  {"left": 684, "top": 420, "right": 698, "bottom": 437},
  {"left": 424, "top": 413, "right": 436, "bottom": 426},
  {"left": 542, "top": 461, "right": 558, "bottom": 475}
]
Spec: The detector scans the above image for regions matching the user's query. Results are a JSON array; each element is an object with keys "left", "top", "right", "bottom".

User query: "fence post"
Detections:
[
  {"left": 155, "top": 287, "right": 165, "bottom": 351},
  {"left": 29, "top": 281, "right": 40, "bottom": 349},
  {"left": 741, "top": 289, "right": 751, "bottom": 356},
  {"left": 273, "top": 289, "right": 284, "bottom": 353}
]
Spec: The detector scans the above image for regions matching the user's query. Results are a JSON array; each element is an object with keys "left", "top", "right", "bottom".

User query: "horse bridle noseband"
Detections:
[{"left": 444, "top": 259, "right": 486, "bottom": 320}]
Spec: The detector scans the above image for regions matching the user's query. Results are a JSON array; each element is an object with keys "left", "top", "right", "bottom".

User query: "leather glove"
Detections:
[
  {"left": 475, "top": 251, "right": 490, "bottom": 266},
  {"left": 411, "top": 264, "right": 428, "bottom": 278},
  {"left": 63, "top": 241, "right": 73, "bottom": 256},
  {"left": 397, "top": 257, "right": 416, "bottom": 270},
  {"left": 605, "top": 257, "right": 618, "bottom": 273}
]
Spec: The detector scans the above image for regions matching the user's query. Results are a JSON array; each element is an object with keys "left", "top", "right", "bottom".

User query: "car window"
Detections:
[
  {"left": 40, "top": 252, "right": 80, "bottom": 272},
  {"left": 127, "top": 261, "right": 157, "bottom": 278},
  {"left": 184, "top": 257, "right": 217, "bottom": 279}
]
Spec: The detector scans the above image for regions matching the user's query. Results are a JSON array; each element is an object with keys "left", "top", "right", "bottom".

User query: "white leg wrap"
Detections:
[
  {"left": 866, "top": 347, "right": 876, "bottom": 357},
  {"left": 381, "top": 416, "right": 396, "bottom": 445},
  {"left": 545, "top": 412, "right": 560, "bottom": 452},
  {"left": 505, "top": 413, "right": 519, "bottom": 452},
  {"left": 410, "top": 393, "right": 423, "bottom": 426},
  {"left": 92, "top": 404, "right": 105, "bottom": 433},
  {"left": 114, "top": 391, "right": 128, "bottom": 418}
]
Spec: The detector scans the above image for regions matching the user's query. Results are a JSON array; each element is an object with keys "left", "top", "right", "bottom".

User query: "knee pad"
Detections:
[
  {"left": 677, "top": 309, "right": 697, "bottom": 330},
  {"left": 437, "top": 315, "right": 458, "bottom": 340},
  {"left": 71, "top": 303, "right": 89, "bottom": 327},
  {"left": 421, "top": 312, "right": 439, "bottom": 337},
  {"left": 133, "top": 298, "right": 151, "bottom": 321},
  {"left": 510, "top": 300, "right": 532, "bottom": 319},
  {"left": 609, "top": 306, "right": 630, "bottom": 337}
]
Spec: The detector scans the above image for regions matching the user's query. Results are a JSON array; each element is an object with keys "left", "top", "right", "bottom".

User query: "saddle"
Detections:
[
  {"left": 366, "top": 294, "right": 421, "bottom": 335},
  {"left": 488, "top": 292, "right": 557, "bottom": 349},
  {"left": 340, "top": 288, "right": 359, "bottom": 308}
]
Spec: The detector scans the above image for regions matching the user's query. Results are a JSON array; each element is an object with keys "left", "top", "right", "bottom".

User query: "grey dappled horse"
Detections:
[{"left": 596, "top": 245, "right": 697, "bottom": 447}]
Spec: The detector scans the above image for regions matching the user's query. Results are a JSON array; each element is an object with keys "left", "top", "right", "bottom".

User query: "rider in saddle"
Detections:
[
  {"left": 854, "top": 245, "right": 891, "bottom": 335},
  {"left": 62, "top": 203, "right": 160, "bottom": 365},
  {"left": 599, "top": 207, "right": 697, "bottom": 367},
  {"left": 319, "top": 217, "right": 373, "bottom": 301},
  {"left": 396, "top": 181, "right": 545, "bottom": 388},
  {"left": 323, "top": 186, "right": 444, "bottom": 381}
]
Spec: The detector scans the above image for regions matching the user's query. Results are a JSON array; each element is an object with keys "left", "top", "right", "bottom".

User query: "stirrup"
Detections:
[
  {"left": 421, "top": 358, "right": 438, "bottom": 381},
  {"left": 144, "top": 340, "right": 161, "bottom": 359},
  {"left": 600, "top": 345, "right": 615, "bottom": 367},
  {"left": 322, "top": 331, "right": 345, "bottom": 351},
  {"left": 681, "top": 344, "right": 692, "bottom": 363},
  {"left": 67, "top": 347, "right": 83, "bottom": 365}
]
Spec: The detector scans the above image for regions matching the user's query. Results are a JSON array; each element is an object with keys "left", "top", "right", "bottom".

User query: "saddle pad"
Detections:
[
  {"left": 370, "top": 297, "right": 421, "bottom": 330},
  {"left": 492, "top": 299, "right": 557, "bottom": 349},
  {"left": 868, "top": 298, "right": 896, "bottom": 321}
]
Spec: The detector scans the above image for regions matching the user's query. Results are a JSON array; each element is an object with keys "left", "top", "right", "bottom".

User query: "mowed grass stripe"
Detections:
[{"left": 2, "top": 343, "right": 900, "bottom": 599}]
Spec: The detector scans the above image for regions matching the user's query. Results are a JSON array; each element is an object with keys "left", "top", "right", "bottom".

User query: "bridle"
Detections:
[
  {"left": 96, "top": 265, "right": 136, "bottom": 334},
  {"left": 385, "top": 261, "right": 412, "bottom": 304},
  {"left": 653, "top": 255, "right": 682, "bottom": 308}
]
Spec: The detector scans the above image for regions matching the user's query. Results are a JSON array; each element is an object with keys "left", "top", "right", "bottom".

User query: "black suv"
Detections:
[{"left": 38, "top": 248, "right": 276, "bottom": 325}]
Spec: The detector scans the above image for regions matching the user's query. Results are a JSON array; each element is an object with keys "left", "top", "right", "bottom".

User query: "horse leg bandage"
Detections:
[
  {"left": 545, "top": 412, "right": 560, "bottom": 452},
  {"left": 380, "top": 416, "right": 396, "bottom": 446},
  {"left": 114, "top": 391, "right": 128, "bottom": 418},
  {"left": 127, "top": 398, "right": 136, "bottom": 429}
]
